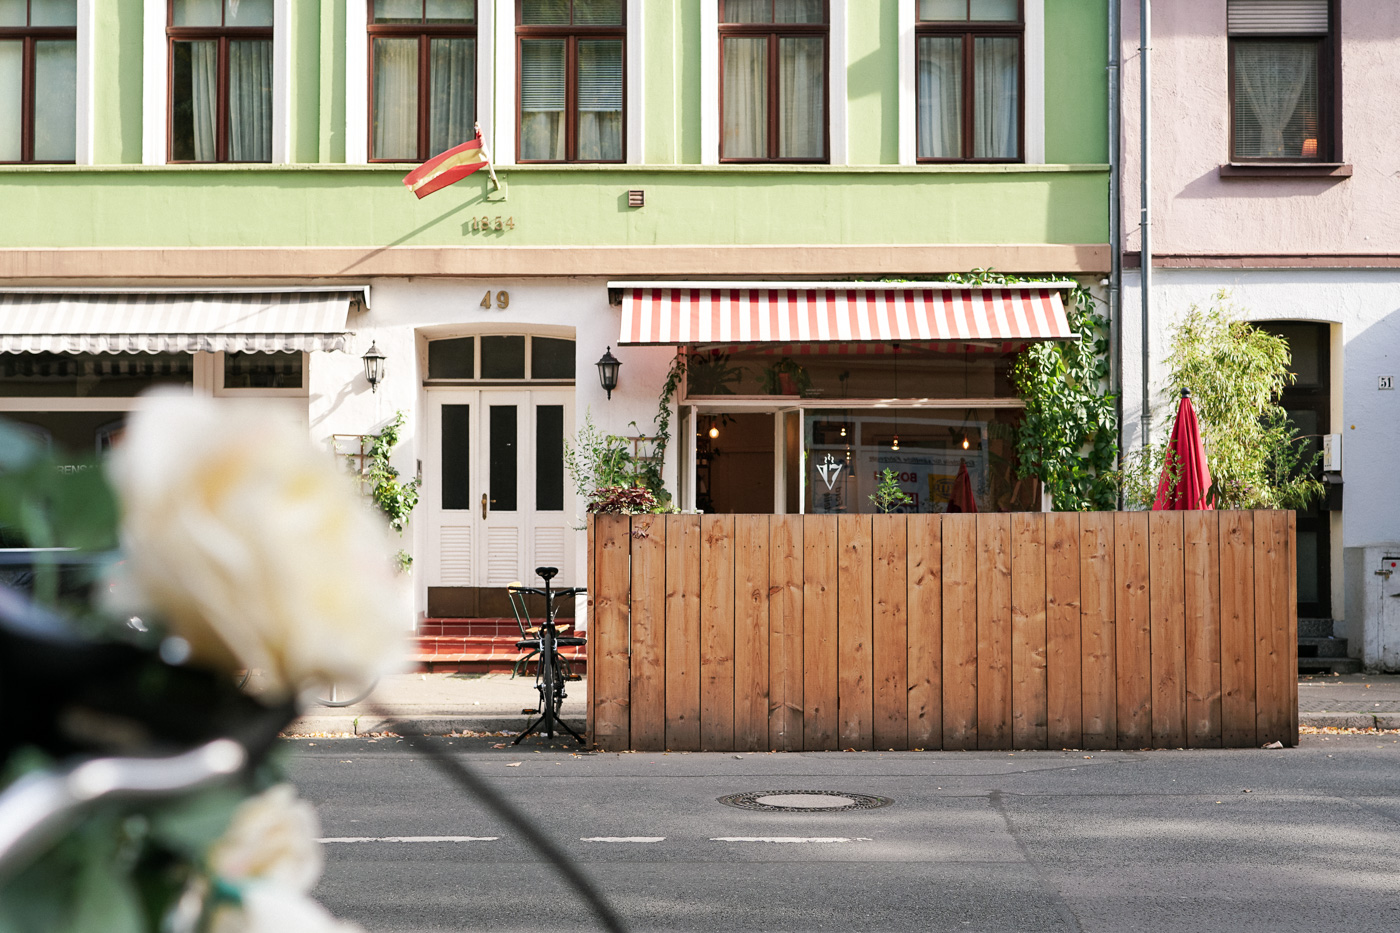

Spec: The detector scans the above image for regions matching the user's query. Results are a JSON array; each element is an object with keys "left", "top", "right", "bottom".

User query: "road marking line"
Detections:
[
  {"left": 709, "top": 837, "right": 870, "bottom": 844},
  {"left": 319, "top": 836, "right": 499, "bottom": 843},
  {"left": 580, "top": 837, "right": 667, "bottom": 843}
]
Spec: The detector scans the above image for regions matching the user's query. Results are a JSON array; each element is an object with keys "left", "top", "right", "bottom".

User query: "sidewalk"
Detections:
[{"left": 280, "top": 671, "right": 1400, "bottom": 737}]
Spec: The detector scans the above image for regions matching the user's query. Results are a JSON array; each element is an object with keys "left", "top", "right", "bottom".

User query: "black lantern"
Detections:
[
  {"left": 362, "top": 341, "right": 386, "bottom": 393},
  {"left": 596, "top": 346, "right": 621, "bottom": 399}
]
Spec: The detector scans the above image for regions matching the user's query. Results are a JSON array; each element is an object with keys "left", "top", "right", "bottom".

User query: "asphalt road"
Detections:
[{"left": 290, "top": 733, "right": 1400, "bottom": 933}]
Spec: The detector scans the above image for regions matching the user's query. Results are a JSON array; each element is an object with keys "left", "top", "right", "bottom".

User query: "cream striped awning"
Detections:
[
  {"left": 613, "top": 282, "right": 1074, "bottom": 347},
  {"left": 0, "top": 290, "right": 364, "bottom": 354}
]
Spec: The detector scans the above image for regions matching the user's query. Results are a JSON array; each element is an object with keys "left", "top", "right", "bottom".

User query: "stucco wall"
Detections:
[{"left": 1120, "top": 0, "right": 1400, "bottom": 255}]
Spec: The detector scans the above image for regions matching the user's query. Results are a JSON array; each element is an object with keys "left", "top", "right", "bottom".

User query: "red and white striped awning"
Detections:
[{"left": 613, "top": 282, "right": 1074, "bottom": 347}]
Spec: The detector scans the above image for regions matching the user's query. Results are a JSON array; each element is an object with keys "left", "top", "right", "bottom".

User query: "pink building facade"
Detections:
[{"left": 1118, "top": 0, "right": 1400, "bottom": 669}]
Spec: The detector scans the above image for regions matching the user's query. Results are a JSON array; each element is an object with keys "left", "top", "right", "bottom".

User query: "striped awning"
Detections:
[
  {"left": 613, "top": 282, "right": 1074, "bottom": 346},
  {"left": 0, "top": 290, "right": 364, "bottom": 354}
]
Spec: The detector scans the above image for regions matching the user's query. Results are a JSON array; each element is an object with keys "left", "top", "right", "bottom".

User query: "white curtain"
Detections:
[
  {"left": 1234, "top": 41, "right": 1315, "bottom": 158},
  {"left": 722, "top": 36, "right": 767, "bottom": 158},
  {"left": 973, "top": 36, "right": 1017, "bottom": 159},
  {"left": 34, "top": 40, "right": 77, "bottom": 162},
  {"left": 190, "top": 41, "right": 218, "bottom": 161},
  {"left": 578, "top": 39, "right": 622, "bottom": 161},
  {"left": 775, "top": 0, "right": 823, "bottom": 23},
  {"left": 916, "top": 36, "right": 961, "bottom": 159},
  {"left": 429, "top": 38, "right": 475, "bottom": 156},
  {"left": 520, "top": 39, "right": 565, "bottom": 160},
  {"left": 0, "top": 41, "right": 21, "bottom": 161},
  {"left": 722, "top": 0, "right": 770, "bottom": 22},
  {"left": 228, "top": 39, "right": 271, "bottom": 162},
  {"left": 778, "top": 36, "right": 823, "bottom": 159},
  {"left": 373, "top": 37, "right": 418, "bottom": 160}
]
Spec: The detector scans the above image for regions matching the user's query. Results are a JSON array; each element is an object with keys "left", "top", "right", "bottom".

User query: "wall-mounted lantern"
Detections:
[
  {"left": 596, "top": 346, "right": 621, "bottom": 399},
  {"left": 362, "top": 342, "right": 386, "bottom": 393}
]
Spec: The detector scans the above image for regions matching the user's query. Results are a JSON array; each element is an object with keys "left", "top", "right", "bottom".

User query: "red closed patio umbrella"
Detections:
[
  {"left": 1153, "top": 389, "right": 1213, "bottom": 511},
  {"left": 947, "top": 459, "right": 979, "bottom": 513}
]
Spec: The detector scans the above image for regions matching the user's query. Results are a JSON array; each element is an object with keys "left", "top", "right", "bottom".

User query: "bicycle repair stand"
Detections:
[{"left": 513, "top": 566, "right": 586, "bottom": 746}]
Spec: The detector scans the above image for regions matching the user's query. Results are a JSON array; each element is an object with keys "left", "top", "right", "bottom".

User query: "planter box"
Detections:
[{"left": 586, "top": 512, "right": 1297, "bottom": 752}]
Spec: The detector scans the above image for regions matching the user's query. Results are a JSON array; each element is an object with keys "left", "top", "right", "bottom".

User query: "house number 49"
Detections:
[{"left": 480, "top": 290, "right": 510, "bottom": 310}]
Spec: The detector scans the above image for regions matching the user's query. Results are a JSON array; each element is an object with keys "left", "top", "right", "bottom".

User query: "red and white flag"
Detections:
[{"left": 402, "top": 127, "right": 497, "bottom": 199}]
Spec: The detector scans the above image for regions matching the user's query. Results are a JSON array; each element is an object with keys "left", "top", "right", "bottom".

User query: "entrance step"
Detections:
[
  {"left": 1298, "top": 619, "right": 1362, "bottom": 675},
  {"left": 411, "top": 618, "right": 585, "bottom": 675}
]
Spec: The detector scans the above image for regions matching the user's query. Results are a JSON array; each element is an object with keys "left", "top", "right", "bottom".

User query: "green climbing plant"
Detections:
[
  {"left": 942, "top": 269, "right": 1118, "bottom": 511},
  {"left": 358, "top": 411, "right": 420, "bottom": 571}
]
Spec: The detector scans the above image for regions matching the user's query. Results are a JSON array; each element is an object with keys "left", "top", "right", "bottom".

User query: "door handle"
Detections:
[{"left": 481, "top": 493, "right": 488, "bottom": 520}]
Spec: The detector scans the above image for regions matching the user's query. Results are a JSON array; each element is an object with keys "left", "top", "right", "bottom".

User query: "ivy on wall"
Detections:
[{"left": 943, "top": 270, "right": 1118, "bottom": 511}]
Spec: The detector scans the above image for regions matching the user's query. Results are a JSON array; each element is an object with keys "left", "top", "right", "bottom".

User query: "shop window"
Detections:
[
  {"left": 0, "top": 0, "right": 77, "bottom": 163},
  {"left": 916, "top": 0, "right": 1022, "bottom": 162},
  {"left": 426, "top": 334, "right": 576, "bottom": 381},
  {"left": 518, "top": 0, "right": 624, "bottom": 162},
  {"left": 1228, "top": 0, "right": 1334, "bottom": 161},
  {"left": 719, "top": 0, "right": 827, "bottom": 162},
  {"left": 222, "top": 351, "right": 304, "bottom": 389},
  {"left": 168, "top": 0, "right": 273, "bottom": 163},
  {"left": 0, "top": 351, "right": 194, "bottom": 397},
  {"left": 369, "top": 0, "right": 476, "bottom": 162}
]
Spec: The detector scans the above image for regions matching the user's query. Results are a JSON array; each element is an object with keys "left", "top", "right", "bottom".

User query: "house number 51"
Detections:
[{"left": 480, "top": 290, "right": 510, "bottom": 310}]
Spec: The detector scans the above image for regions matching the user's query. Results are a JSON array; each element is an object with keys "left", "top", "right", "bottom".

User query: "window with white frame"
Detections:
[
  {"left": 0, "top": 0, "right": 77, "bottom": 163},
  {"left": 369, "top": 0, "right": 476, "bottom": 162},
  {"left": 719, "top": 0, "right": 828, "bottom": 162},
  {"left": 167, "top": 0, "right": 272, "bottom": 163},
  {"left": 517, "top": 0, "right": 624, "bottom": 163},
  {"left": 916, "top": 0, "right": 1022, "bottom": 162}
]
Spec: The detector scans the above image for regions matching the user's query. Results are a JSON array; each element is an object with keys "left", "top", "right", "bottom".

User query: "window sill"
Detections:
[
  {"left": 1218, "top": 162, "right": 1353, "bottom": 179},
  {"left": 0, "top": 162, "right": 1110, "bottom": 175}
]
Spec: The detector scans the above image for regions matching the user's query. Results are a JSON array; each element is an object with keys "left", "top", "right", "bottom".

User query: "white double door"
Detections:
[{"left": 426, "top": 388, "right": 574, "bottom": 589}]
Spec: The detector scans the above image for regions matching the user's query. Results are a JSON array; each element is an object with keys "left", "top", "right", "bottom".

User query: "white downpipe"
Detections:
[{"left": 1139, "top": 0, "right": 1152, "bottom": 445}]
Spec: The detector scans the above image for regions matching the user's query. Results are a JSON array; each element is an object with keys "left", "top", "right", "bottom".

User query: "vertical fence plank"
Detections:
[
  {"left": 804, "top": 516, "right": 839, "bottom": 750},
  {"left": 664, "top": 515, "right": 702, "bottom": 751},
  {"left": 1115, "top": 512, "right": 1152, "bottom": 748},
  {"left": 977, "top": 515, "right": 1013, "bottom": 750},
  {"left": 769, "top": 514, "right": 804, "bottom": 751},
  {"left": 733, "top": 515, "right": 770, "bottom": 751},
  {"left": 700, "top": 515, "right": 735, "bottom": 751},
  {"left": 1255, "top": 510, "right": 1290, "bottom": 746},
  {"left": 1079, "top": 513, "right": 1117, "bottom": 748},
  {"left": 586, "top": 516, "right": 595, "bottom": 744},
  {"left": 872, "top": 513, "right": 909, "bottom": 750},
  {"left": 907, "top": 516, "right": 943, "bottom": 749},
  {"left": 1183, "top": 510, "right": 1222, "bottom": 748},
  {"left": 1150, "top": 511, "right": 1187, "bottom": 748},
  {"left": 593, "top": 515, "right": 632, "bottom": 751},
  {"left": 1046, "top": 512, "right": 1082, "bottom": 749},
  {"left": 1219, "top": 511, "right": 1257, "bottom": 747},
  {"left": 838, "top": 514, "right": 874, "bottom": 750},
  {"left": 1010, "top": 513, "right": 1048, "bottom": 750},
  {"left": 1288, "top": 511, "right": 1299, "bottom": 744},
  {"left": 942, "top": 514, "right": 979, "bottom": 750},
  {"left": 630, "top": 514, "right": 667, "bottom": 751}
]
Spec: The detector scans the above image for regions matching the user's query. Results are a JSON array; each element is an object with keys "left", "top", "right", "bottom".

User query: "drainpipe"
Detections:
[
  {"left": 1139, "top": 0, "right": 1152, "bottom": 446},
  {"left": 1108, "top": 0, "right": 1123, "bottom": 498}
]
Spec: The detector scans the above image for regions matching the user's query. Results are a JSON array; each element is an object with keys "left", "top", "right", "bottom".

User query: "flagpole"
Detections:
[{"left": 474, "top": 121, "right": 501, "bottom": 191}]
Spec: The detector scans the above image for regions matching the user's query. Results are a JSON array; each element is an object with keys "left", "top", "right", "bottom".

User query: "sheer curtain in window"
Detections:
[
  {"left": 1233, "top": 41, "right": 1315, "bottom": 158},
  {"left": 722, "top": 36, "right": 767, "bottom": 158},
  {"left": 520, "top": 39, "right": 565, "bottom": 160},
  {"left": 373, "top": 38, "right": 419, "bottom": 159},
  {"left": 228, "top": 39, "right": 271, "bottom": 161},
  {"left": 172, "top": 40, "right": 219, "bottom": 161},
  {"left": 429, "top": 38, "right": 475, "bottom": 156},
  {"left": 578, "top": 39, "right": 622, "bottom": 160},
  {"left": 917, "top": 36, "right": 961, "bottom": 159},
  {"left": 34, "top": 40, "right": 77, "bottom": 161},
  {"left": 778, "top": 36, "right": 823, "bottom": 158},
  {"left": 0, "top": 41, "right": 20, "bottom": 161},
  {"left": 973, "top": 36, "right": 1017, "bottom": 159}
]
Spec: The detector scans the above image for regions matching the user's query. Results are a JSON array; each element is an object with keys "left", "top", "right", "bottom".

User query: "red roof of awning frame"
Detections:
[{"left": 612, "top": 282, "right": 1075, "bottom": 347}]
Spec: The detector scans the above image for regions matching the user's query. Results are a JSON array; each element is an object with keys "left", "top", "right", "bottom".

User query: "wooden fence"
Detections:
[{"left": 586, "top": 511, "right": 1297, "bottom": 752}]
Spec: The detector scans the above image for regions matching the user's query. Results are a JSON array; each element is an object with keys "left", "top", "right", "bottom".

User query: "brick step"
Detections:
[
  {"left": 420, "top": 617, "right": 581, "bottom": 638},
  {"left": 410, "top": 632, "right": 585, "bottom": 676}
]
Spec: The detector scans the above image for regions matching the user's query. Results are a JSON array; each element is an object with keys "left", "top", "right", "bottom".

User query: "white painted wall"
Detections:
[{"left": 308, "top": 277, "right": 678, "bottom": 625}]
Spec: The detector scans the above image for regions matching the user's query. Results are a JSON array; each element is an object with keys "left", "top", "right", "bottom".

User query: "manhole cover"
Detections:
[{"left": 718, "top": 790, "right": 892, "bottom": 812}]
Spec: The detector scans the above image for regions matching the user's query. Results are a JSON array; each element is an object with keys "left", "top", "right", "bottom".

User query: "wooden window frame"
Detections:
[
  {"left": 0, "top": 1, "right": 77, "bottom": 164},
  {"left": 165, "top": 0, "right": 273, "bottom": 164},
  {"left": 915, "top": 0, "right": 1025, "bottom": 164},
  {"left": 366, "top": 0, "right": 477, "bottom": 163},
  {"left": 1226, "top": 0, "right": 1340, "bottom": 164},
  {"left": 514, "top": 0, "right": 626, "bottom": 164},
  {"left": 717, "top": 0, "right": 830, "bottom": 164}
]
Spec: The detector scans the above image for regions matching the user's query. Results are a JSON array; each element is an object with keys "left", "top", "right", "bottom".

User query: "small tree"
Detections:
[
  {"left": 1120, "top": 293, "right": 1322, "bottom": 510},
  {"left": 869, "top": 468, "right": 914, "bottom": 513}
]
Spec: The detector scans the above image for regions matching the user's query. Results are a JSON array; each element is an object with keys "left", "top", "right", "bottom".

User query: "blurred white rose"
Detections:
[
  {"left": 209, "top": 784, "right": 323, "bottom": 893},
  {"left": 108, "top": 393, "right": 406, "bottom": 698},
  {"left": 209, "top": 885, "right": 367, "bottom": 933}
]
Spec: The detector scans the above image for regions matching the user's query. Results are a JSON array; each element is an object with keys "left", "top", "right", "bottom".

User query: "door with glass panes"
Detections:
[{"left": 427, "top": 389, "right": 573, "bottom": 590}]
